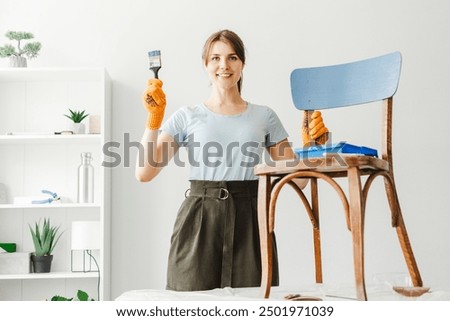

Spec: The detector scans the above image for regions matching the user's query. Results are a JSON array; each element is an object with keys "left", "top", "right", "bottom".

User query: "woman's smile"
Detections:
[{"left": 216, "top": 73, "right": 232, "bottom": 78}]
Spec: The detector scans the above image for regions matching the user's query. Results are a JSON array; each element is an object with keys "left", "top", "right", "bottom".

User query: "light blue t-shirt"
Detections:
[{"left": 161, "top": 103, "right": 289, "bottom": 181}]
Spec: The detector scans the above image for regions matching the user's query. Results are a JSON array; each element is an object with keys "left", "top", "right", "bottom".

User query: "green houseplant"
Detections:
[
  {"left": 50, "top": 290, "right": 95, "bottom": 301},
  {"left": 29, "top": 218, "right": 63, "bottom": 273},
  {"left": 0, "top": 31, "right": 42, "bottom": 67},
  {"left": 64, "top": 109, "right": 89, "bottom": 134}
]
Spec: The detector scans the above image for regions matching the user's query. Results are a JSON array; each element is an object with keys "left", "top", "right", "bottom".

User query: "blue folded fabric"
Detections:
[{"left": 294, "top": 142, "right": 378, "bottom": 158}]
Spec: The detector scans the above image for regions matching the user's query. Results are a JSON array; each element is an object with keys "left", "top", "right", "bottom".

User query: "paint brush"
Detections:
[{"left": 148, "top": 50, "right": 162, "bottom": 79}]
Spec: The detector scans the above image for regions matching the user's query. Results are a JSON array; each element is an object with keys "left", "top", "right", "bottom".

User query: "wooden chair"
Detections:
[{"left": 255, "top": 52, "right": 423, "bottom": 300}]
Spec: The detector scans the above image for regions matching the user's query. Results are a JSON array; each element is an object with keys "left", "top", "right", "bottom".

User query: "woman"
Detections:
[{"left": 136, "top": 30, "right": 326, "bottom": 291}]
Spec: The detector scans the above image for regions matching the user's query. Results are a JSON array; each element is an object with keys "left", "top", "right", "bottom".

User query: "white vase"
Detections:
[
  {"left": 9, "top": 56, "right": 27, "bottom": 68},
  {"left": 72, "top": 123, "right": 85, "bottom": 134}
]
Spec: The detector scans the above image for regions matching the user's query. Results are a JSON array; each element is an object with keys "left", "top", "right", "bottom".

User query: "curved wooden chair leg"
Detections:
[
  {"left": 272, "top": 171, "right": 350, "bottom": 287},
  {"left": 310, "top": 178, "right": 323, "bottom": 283},
  {"left": 382, "top": 175, "right": 423, "bottom": 287},
  {"left": 313, "top": 227, "right": 322, "bottom": 283},
  {"left": 348, "top": 167, "right": 368, "bottom": 301},
  {"left": 395, "top": 213, "right": 423, "bottom": 287},
  {"left": 258, "top": 175, "right": 272, "bottom": 298},
  {"left": 287, "top": 178, "right": 323, "bottom": 284},
  {"left": 259, "top": 236, "right": 273, "bottom": 298}
]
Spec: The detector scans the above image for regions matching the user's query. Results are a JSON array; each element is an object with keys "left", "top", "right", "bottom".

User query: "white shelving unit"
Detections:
[{"left": 0, "top": 68, "right": 111, "bottom": 301}]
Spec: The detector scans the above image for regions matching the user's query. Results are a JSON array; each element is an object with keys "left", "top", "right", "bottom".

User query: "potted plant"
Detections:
[
  {"left": 64, "top": 109, "right": 89, "bottom": 134},
  {"left": 50, "top": 290, "right": 95, "bottom": 301},
  {"left": 28, "top": 218, "right": 63, "bottom": 273},
  {"left": 0, "top": 31, "right": 42, "bottom": 67}
]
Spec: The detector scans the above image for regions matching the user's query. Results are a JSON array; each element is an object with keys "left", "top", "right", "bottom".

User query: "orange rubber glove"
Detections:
[
  {"left": 142, "top": 79, "right": 166, "bottom": 130},
  {"left": 302, "top": 110, "right": 329, "bottom": 146}
]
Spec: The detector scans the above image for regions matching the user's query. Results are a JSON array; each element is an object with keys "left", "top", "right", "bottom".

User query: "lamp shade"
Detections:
[{"left": 71, "top": 221, "right": 100, "bottom": 250}]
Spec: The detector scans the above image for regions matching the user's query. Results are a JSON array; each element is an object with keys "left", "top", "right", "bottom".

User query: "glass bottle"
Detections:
[{"left": 78, "top": 152, "right": 94, "bottom": 203}]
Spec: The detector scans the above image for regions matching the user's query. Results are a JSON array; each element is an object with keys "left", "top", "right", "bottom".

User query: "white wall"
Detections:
[{"left": 2, "top": 0, "right": 450, "bottom": 299}]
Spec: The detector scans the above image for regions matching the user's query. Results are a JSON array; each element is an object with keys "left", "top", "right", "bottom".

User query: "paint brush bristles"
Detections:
[{"left": 148, "top": 50, "right": 162, "bottom": 79}]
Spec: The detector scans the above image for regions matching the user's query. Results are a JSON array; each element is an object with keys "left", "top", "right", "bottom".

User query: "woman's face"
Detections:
[{"left": 204, "top": 40, "right": 244, "bottom": 91}]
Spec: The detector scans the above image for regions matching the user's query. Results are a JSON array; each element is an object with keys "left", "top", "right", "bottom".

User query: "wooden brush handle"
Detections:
[
  {"left": 302, "top": 110, "right": 313, "bottom": 146},
  {"left": 306, "top": 110, "right": 313, "bottom": 138}
]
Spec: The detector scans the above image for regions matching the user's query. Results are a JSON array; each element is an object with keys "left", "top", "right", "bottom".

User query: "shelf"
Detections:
[
  {"left": 0, "top": 67, "right": 106, "bottom": 82},
  {"left": 0, "top": 134, "right": 101, "bottom": 145},
  {"left": 0, "top": 203, "right": 101, "bottom": 210},
  {"left": 0, "top": 271, "right": 98, "bottom": 280}
]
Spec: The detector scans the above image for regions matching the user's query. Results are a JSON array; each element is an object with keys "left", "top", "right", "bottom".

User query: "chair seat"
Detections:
[{"left": 255, "top": 155, "right": 389, "bottom": 176}]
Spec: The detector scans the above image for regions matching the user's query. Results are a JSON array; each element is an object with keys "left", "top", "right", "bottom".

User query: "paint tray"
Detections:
[{"left": 294, "top": 142, "right": 378, "bottom": 159}]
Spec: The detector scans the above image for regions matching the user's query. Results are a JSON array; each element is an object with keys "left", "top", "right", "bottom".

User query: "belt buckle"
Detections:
[{"left": 219, "top": 188, "right": 229, "bottom": 200}]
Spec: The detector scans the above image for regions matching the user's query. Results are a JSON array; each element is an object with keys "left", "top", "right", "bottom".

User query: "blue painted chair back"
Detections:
[{"left": 290, "top": 52, "right": 402, "bottom": 110}]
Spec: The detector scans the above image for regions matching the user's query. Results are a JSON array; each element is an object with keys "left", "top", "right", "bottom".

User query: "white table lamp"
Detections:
[{"left": 71, "top": 221, "right": 100, "bottom": 272}]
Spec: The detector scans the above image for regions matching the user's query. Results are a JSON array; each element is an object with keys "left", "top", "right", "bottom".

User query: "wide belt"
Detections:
[{"left": 185, "top": 180, "right": 257, "bottom": 287}]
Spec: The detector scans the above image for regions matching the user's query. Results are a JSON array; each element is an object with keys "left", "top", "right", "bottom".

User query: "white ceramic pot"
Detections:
[
  {"left": 72, "top": 123, "right": 85, "bottom": 134},
  {"left": 9, "top": 56, "right": 27, "bottom": 68}
]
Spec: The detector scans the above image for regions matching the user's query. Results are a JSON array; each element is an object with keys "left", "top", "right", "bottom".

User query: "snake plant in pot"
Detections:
[{"left": 29, "top": 218, "right": 63, "bottom": 273}]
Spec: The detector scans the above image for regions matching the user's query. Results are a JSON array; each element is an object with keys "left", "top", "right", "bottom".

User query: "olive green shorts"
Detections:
[{"left": 167, "top": 180, "right": 279, "bottom": 291}]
